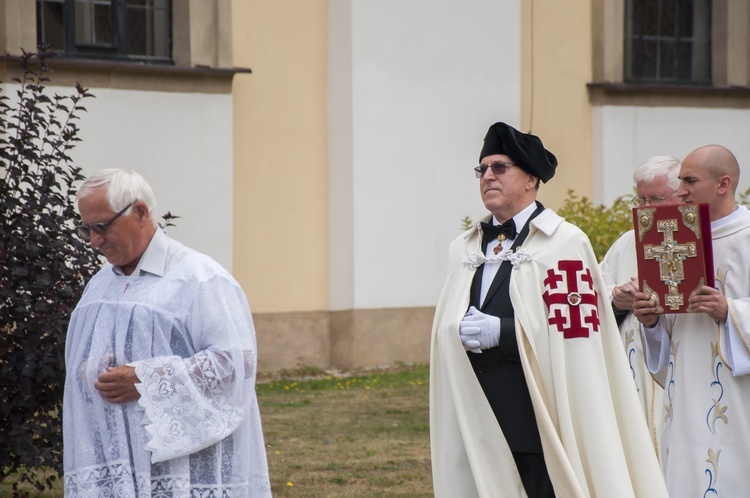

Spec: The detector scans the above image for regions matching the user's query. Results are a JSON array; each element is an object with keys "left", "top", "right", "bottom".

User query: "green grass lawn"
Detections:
[
  {"left": 2, "top": 363, "right": 432, "bottom": 498},
  {"left": 259, "top": 363, "right": 432, "bottom": 497}
]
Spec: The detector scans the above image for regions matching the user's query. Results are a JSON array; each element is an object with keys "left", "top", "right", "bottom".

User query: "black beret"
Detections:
[{"left": 479, "top": 122, "right": 558, "bottom": 183}]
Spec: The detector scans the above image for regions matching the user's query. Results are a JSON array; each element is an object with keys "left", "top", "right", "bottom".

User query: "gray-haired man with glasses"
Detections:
[
  {"left": 64, "top": 169, "right": 271, "bottom": 496},
  {"left": 599, "top": 155, "right": 681, "bottom": 463}
]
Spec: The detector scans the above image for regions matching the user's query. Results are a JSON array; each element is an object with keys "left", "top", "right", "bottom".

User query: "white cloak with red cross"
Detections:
[{"left": 430, "top": 208, "right": 668, "bottom": 498}]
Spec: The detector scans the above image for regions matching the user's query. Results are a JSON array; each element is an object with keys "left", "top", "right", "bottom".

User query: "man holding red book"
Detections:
[{"left": 632, "top": 145, "right": 750, "bottom": 496}]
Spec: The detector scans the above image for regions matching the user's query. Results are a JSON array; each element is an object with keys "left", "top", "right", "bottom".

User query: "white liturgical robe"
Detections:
[
  {"left": 642, "top": 206, "right": 750, "bottom": 496},
  {"left": 430, "top": 209, "right": 668, "bottom": 498},
  {"left": 599, "top": 229, "right": 664, "bottom": 461},
  {"left": 63, "top": 229, "right": 271, "bottom": 497}
]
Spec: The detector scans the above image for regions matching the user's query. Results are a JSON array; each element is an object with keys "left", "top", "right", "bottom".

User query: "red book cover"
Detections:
[{"left": 633, "top": 203, "right": 714, "bottom": 313}]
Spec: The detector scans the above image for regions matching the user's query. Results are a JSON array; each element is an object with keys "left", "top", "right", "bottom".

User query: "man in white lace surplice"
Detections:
[{"left": 64, "top": 169, "right": 271, "bottom": 497}]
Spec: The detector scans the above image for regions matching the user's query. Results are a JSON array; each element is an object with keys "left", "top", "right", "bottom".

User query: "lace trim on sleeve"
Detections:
[{"left": 133, "top": 351, "right": 246, "bottom": 463}]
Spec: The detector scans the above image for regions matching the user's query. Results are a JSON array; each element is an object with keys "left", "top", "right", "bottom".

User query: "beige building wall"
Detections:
[
  {"left": 521, "top": 0, "right": 594, "bottom": 209},
  {"left": 4, "top": 0, "right": 601, "bottom": 373},
  {"left": 0, "top": 0, "right": 36, "bottom": 55},
  {"left": 231, "top": 1, "right": 334, "bottom": 372},
  {"left": 231, "top": 0, "right": 329, "bottom": 314},
  {"left": 231, "top": 0, "right": 599, "bottom": 372}
]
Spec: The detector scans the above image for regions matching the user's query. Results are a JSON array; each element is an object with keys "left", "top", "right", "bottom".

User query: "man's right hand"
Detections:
[
  {"left": 612, "top": 277, "right": 639, "bottom": 313},
  {"left": 459, "top": 306, "right": 501, "bottom": 353},
  {"left": 94, "top": 365, "right": 140, "bottom": 404},
  {"left": 632, "top": 291, "right": 661, "bottom": 327}
]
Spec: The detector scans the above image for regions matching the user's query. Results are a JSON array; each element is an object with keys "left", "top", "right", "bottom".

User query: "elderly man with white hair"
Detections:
[
  {"left": 599, "top": 155, "right": 681, "bottom": 462},
  {"left": 64, "top": 168, "right": 271, "bottom": 497}
]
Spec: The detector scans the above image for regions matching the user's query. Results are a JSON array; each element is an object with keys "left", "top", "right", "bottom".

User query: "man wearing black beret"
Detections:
[{"left": 429, "top": 123, "right": 667, "bottom": 497}]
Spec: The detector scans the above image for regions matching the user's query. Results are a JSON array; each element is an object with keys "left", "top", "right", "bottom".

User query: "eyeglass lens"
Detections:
[
  {"left": 75, "top": 202, "right": 133, "bottom": 239},
  {"left": 474, "top": 162, "right": 514, "bottom": 178},
  {"left": 632, "top": 194, "right": 673, "bottom": 206}
]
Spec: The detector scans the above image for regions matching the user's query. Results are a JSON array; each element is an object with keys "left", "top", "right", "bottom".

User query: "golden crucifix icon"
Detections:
[{"left": 643, "top": 219, "right": 697, "bottom": 310}]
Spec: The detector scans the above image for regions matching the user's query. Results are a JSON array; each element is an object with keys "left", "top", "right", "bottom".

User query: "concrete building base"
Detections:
[{"left": 254, "top": 307, "right": 435, "bottom": 372}]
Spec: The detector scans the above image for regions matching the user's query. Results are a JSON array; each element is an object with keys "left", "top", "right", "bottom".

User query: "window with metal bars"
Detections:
[
  {"left": 36, "top": 0, "right": 171, "bottom": 62},
  {"left": 624, "top": 0, "right": 712, "bottom": 84}
]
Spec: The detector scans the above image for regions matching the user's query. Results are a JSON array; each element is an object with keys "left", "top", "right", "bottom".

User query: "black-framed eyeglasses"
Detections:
[
  {"left": 75, "top": 202, "right": 134, "bottom": 239},
  {"left": 474, "top": 161, "right": 517, "bottom": 178},
  {"left": 630, "top": 191, "right": 677, "bottom": 207}
]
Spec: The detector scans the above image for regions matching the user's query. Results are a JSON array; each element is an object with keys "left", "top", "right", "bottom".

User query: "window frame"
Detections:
[
  {"left": 36, "top": 0, "right": 173, "bottom": 64},
  {"left": 623, "top": 0, "right": 713, "bottom": 85},
  {"left": 590, "top": 0, "right": 750, "bottom": 107}
]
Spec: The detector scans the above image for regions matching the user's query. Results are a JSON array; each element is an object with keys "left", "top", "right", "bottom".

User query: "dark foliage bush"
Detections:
[{"left": 0, "top": 47, "right": 99, "bottom": 495}]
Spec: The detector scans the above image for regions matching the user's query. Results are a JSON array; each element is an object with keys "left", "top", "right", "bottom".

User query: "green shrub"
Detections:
[
  {"left": 463, "top": 189, "right": 634, "bottom": 262},
  {"left": 556, "top": 189, "right": 634, "bottom": 262},
  {"left": 739, "top": 186, "right": 750, "bottom": 207},
  {"left": 559, "top": 185, "right": 750, "bottom": 261}
]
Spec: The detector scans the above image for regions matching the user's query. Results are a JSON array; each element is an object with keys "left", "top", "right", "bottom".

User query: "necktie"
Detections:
[{"left": 481, "top": 219, "right": 517, "bottom": 254}]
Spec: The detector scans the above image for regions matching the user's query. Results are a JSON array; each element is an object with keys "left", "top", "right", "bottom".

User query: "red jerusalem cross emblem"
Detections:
[{"left": 542, "top": 260, "right": 600, "bottom": 338}]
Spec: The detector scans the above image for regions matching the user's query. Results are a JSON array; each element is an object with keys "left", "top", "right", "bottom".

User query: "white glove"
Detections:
[{"left": 459, "top": 306, "right": 501, "bottom": 354}]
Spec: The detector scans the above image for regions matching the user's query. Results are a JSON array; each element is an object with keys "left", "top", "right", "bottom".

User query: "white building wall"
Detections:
[
  {"left": 66, "top": 87, "right": 235, "bottom": 271},
  {"left": 594, "top": 106, "right": 750, "bottom": 206},
  {"left": 329, "top": 0, "right": 522, "bottom": 310}
]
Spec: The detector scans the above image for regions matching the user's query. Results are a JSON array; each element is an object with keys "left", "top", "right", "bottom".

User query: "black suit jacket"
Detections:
[{"left": 468, "top": 202, "right": 545, "bottom": 453}]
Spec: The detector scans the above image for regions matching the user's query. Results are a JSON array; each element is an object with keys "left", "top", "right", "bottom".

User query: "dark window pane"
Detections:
[
  {"left": 38, "top": 1, "right": 66, "bottom": 51},
  {"left": 660, "top": 0, "right": 676, "bottom": 37},
  {"left": 152, "top": 8, "right": 170, "bottom": 57},
  {"left": 73, "top": 1, "right": 90, "bottom": 44},
  {"left": 692, "top": 40, "right": 712, "bottom": 82},
  {"left": 643, "top": 40, "right": 658, "bottom": 79},
  {"left": 624, "top": 0, "right": 711, "bottom": 84},
  {"left": 626, "top": 0, "right": 639, "bottom": 36},
  {"left": 127, "top": 2, "right": 170, "bottom": 58},
  {"left": 629, "top": 0, "right": 639, "bottom": 35},
  {"left": 676, "top": 40, "right": 693, "bottom": 80},
  {"left": 642, "top": 0, "right": 659, "bottom": 36},
  {"left": 679, "top": 0, "right": 695, "bottom": 37},
  {"left": 127, "top": 7, "right": 147, "bottom": 55},
  {"left": 659, "top": 40, "right": 675, "bottom": 79},
  {"left": 75, "top": 0, "right": 113, "bottom": 46},
  {"left": 94, "top": 4, "right": 113, "bottom": 44}
]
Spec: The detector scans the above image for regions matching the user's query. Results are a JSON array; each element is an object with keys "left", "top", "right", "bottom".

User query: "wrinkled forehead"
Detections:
[
  {"left": 77, "top": 190, "right": 114, "bottom": 221},
  {"left": 480, "top": 153, "right": 514, "bottom": 166},
  {"left": 636, "top": 175, "right": 673, "bottom": 194}
]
